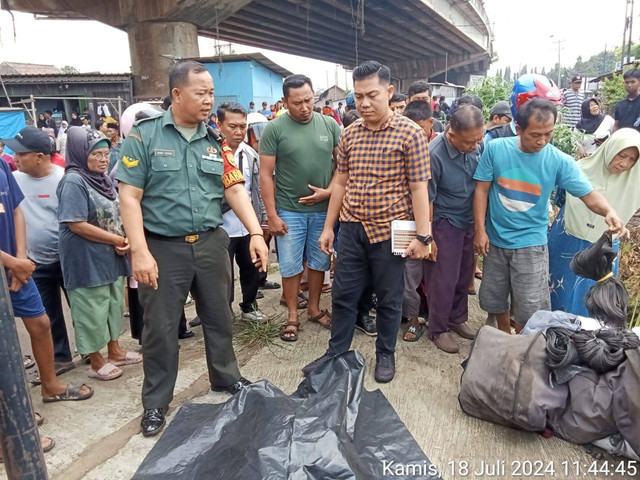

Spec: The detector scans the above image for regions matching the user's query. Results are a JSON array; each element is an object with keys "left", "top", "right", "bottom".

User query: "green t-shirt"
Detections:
[{"left": 259, "top": 112, "right": 341, "bottom": 213}]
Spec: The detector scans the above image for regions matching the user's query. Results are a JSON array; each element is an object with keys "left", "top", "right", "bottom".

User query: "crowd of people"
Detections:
[{"left": 1, "top": 59, "right": 638, "bottom": 450}]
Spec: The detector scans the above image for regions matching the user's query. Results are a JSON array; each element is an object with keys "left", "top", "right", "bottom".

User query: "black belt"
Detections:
[{"left": 144, "top": 228, "right": 216, "bottom": 243}]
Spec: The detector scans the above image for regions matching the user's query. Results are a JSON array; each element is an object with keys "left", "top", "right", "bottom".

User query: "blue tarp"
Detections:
[{"left": 0, "top": 111, "right": 27, "bottom": 155}]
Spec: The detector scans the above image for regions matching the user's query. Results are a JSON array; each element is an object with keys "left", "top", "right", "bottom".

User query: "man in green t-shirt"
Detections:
[{"left": 259, "top": 74, "right": 341, "bottom": 342}]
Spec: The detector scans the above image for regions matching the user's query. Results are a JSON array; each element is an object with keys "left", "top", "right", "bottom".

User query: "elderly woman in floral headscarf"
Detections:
[
  {"left": 57, "top": 126, "right": 141, "bottom": 381},
  {"left": 548, "top": 128, "right": 640, "bottom": 317}
]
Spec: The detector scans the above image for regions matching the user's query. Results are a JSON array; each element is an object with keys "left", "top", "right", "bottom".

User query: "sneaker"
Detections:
[
  {"left": 302, "top": 353, "right": 334, "bottom": 376},
  {"left": 374, "top": 352, "right": 395, "bottom": 383},
  {"left": 355, "top": 314, "right": 377, "bottom": 336},
  {"left": 241, "top": 303, "right": 267, "bottom": 322},
  {"left": 432, "top": 332, "right": 459, "bottom": 353},
  {"left": 449, "top": 322, "right": 476, "bottom": 340}
]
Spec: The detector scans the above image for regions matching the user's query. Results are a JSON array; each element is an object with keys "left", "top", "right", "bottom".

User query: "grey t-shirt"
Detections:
[
  {"left": 57, "top": 172, "right": 129, "bottom": 289},
  {"left": 13, "top": 165, "right": 64, "bottom": 264}
]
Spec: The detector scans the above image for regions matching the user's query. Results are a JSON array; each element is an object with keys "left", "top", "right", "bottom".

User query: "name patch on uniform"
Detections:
[
  {"left": 122, "top": 155, "right": 139, "bottom": 168},
  {"left": 202, "top": 154, "right": 222, "bottom": 162},
  {"left": 153, "top": 149, "right": 175, "bottom": 157}
]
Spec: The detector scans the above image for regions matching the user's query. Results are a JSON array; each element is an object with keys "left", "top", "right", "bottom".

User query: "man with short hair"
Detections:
[
  {"left": 95, "top": 119, "right": 109, "bottom": 136},
  {"left": 44, "top": 110, "right": 58, "bottom": 137},
  {"left": 248, "top": 101, "right": 256, "bottom": 113},
  {"left": 562, "top": 75, "right": 584, "bottom": 127},
  {"left": 474, "top": 98, "right": 623, "bottom": 333},
  {"left": 217, "top": 102, "right": 267, "bottom": 322},
  {"left": 389, "top": 92, "right": 407, "bottom": 115},
  {"left": 117, "top": 60, "right": 268, "bottom": 436},
  {"left": 80, "top": 115, "right": 91, "bottom": 130},
  {"left": 12, "top": 128, "right": 74, "bottom": 373},
  {"left": 407, "top": 81, "right": 443, "bottom": 132},
  {"left": 0, "top": 140, "right": 17, "bottom": 171},
  {"left": 337, "top": 101, "right": 345, "bottom": 120},
  {"left": 422, "top": 105, "right": 484, "bottom": 353},
  {"left": 613, "top": 68, "right": 640, "bottom": 132},
  {"left": 259, "top": 101, "right": 272, "bottom": 119},
  {"left": 303, "top": 61, "right": 432, "bottom": 383},
  {"left": 484, "top": 100, "right": 513, "bottom": 143},
  {"left": 259, "top": 74, "right": 341, "bottom": 342}
]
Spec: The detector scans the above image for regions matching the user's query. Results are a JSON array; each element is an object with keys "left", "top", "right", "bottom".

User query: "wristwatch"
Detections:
[{"left": 416, "top": 234, "right": 433, "bottom": 245}]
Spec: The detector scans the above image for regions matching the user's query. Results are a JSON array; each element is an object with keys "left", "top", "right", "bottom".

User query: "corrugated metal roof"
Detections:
[
  {"left": 192, "top": 53, "right": 293, "bottom": 78},
  {"left": 0, "top": 62, "right": 63, "bottom": 75},
  {"left": 0, "top": 74, "right": 132, "bottom": 84}
]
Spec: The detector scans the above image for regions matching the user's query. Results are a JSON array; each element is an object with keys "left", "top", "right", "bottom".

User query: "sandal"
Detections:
[
  {"left": 308, "top": 309, "right": 331, "bottom": 330},
  {"left": 24, "top": 355, "right": 36, "bottom": 370},
  {"left": 87, "top": 363, "right": 123, "bottom": 381},
  {"left": 43, "top": 383, "right": 94, "bottom": 403},
  {"left": 279, "top": 294, "right": 309, "bottom": 309},
  {"left": 468, "top": 289, "right": 477, "bottom": 295},
  {"left": 108, "top": 351, "right": 143, "bottom": 366},
  {"left": 321, "top": 283, "right": 332, "bottom": 294},
  {"left": 280, "top": 320, "right": 300, "bottom": 342},
  {"left": 475, "top": 270, "right": 483, "bottom": 280},
  {"left": 35, "top": 412, "right": 44, "bottom": 426},
  {"left": 403, "top": 324, "right": 425, "bottom": 342},
  {"left": 0, "top": 437, "right": 54, "bottom": 463}
]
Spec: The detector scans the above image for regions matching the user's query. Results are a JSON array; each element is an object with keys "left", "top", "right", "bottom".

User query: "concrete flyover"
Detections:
[{"left": 4, "top": 0, "right": 492, "bottom": 100}]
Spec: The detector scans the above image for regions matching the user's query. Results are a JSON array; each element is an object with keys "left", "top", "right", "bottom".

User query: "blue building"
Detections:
[{"left": 197, "top": 53, "right": 293, "bottom": 112}]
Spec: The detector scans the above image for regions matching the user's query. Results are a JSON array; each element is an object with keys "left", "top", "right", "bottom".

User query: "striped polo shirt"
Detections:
[{"left": 562, "top": 89, "right": 584, "bottom": 127}]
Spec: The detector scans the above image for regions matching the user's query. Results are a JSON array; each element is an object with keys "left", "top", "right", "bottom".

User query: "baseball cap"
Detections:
[
  {"left": 3, "top": 127, "right": 54, "bottom": 155},
  {"left": 572, "top": 75, "right": 582, "bottom": 83},
  {"left": 489, "top": 100, "right": 512, "bottom": 119},
  {"left": 346, "top": 92, "right": 356, "bottom": 109}
]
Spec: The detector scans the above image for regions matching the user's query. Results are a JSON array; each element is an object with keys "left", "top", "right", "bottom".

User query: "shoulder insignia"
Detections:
[
  {"left": 221, "top": 142, "right": 237, "bottom": 168},
  {"left": 122, "top": 155, "right": 139, "bottom": 168},
  {"left": 128, "top": 133, "right": 142, "bottom": 142}
]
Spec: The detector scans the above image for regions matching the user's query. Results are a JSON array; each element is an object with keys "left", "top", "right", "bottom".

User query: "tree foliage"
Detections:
[
  {"left": 464, "top": 76, "right": 512, "bottom": 121},
  {"left": 61, "top": 65, "right": 79, "bottom": 74},
  {"left": 602, "top": 74, "right": 626, "bottom": 114}
]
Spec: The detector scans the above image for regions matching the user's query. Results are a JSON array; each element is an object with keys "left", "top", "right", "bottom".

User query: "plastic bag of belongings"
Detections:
[
  {"left": 133, "top": 351, "right": 441, "bottom": 480},
  {"left": 459, "top": 233, "right": 640, "bottom": 460}
]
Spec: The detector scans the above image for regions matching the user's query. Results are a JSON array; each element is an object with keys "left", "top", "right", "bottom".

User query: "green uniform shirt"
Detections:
[
  {"left": 259, "top": 111, "right": 340, "bottom": 213},
  {"left": 116, "top": 109, "right": 244, "bottom": 236}
]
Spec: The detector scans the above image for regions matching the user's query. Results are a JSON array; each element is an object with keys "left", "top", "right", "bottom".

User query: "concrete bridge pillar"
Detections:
[{"left": 126, "top": 21, "right": 200, "bottom": 101}]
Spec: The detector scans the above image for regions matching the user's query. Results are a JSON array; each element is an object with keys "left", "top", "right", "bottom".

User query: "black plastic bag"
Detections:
[
  {"left": 570, "top": 232, "right": 629, "bottom": 327},
  {"left": 133, "top": 351, "right": 440, "bottom": 479}
]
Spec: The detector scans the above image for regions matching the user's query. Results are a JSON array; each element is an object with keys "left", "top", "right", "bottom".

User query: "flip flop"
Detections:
[
  {"left": 108, "top": 351, "right": 143, "bottom": 366},
  {"left": 35, "top": 412, "right": 44, "bottom": 426},
  {"left": 321, "top": 283, "right": 332, "bottom": 294},
  {"left": 24, "top": 355, "right": 36, "bottom": 369},
  {"left": 87, "top": 363, "right": 123, "bottom": 381},
  {"left": 308, "top": 309, "right": 331, "bottom": 329},
  {"left": 0, "top": 437, "right": 54, "bottom": 463},
  {"left": 403, "top": 325, "right": 425, "bottom": 342},
  {"left": 468, "top": 289, "right": 477, "bottom": 296},
  {"left": 475, "top": 271, "right": 483, "bottom": 280},
  {"left": 42, "top": 383, "right": 94, "bottom": 403},
  {"left": 279, "top": 296, "right": 309, "bottom": 309}
]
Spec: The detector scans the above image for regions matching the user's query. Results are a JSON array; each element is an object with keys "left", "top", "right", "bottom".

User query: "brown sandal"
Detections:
[
  {"left": 308, "top": 309, "right": 332, "bottom": 330},
  {"left": 280, "top": 320, "right": 300, "bottom": 342}
]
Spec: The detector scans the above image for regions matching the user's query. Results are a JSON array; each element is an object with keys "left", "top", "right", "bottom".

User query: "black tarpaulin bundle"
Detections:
[{"left": 133, "top": 351, "right": 441, "bottom": 480}]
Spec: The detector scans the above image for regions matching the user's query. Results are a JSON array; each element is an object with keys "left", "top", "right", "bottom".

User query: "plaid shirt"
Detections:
[{"left": 337, "top": 114, "right": 431, "bottom": 243}]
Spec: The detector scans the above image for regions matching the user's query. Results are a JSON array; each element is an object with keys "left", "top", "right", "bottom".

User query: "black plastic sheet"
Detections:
[{"left": 133, "top": 351, "right": 440, "bottom": 479}]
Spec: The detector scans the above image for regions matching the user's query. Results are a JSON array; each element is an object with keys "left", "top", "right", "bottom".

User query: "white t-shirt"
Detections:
[
  {"left": 13, "top": 165, "right": 64, "bottom": 264},
  {"left": 221, "top": 142, "right": 256, "bottom": 238},
  {"left": 581, "top": 115, "right": 615, "bottom": 155}
]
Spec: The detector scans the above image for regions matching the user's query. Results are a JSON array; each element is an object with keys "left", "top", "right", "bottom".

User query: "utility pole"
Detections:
[
  {"left": 551, "top": 36, "right": 565, "bottom": 86},
  {"left": 621, "top": 0, "right": 635, "bottom": 68}
]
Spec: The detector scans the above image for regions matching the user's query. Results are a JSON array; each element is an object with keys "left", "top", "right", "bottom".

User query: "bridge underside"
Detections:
[{"left": 6, "top": 0, "right": 492, "bottom": 95}]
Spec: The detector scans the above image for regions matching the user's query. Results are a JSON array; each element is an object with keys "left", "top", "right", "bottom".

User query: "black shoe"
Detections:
[
  {"left": 255, "top": 291, "right": 265, "bottom": 299},
  {"left": 211, "top": 377, "right": 252, "bottom": 395},
  {"left": 141, "top": 408, "right": 166, "bottom": 437},
  {"left": 259, "top": 280, "right": 281, "bottom": 290},
  {"left": 55, "top": 361, "right": 76, "bottom": 376},
  {"left": 355, "top": 314, "right": 377, "bottom": 336},
  {"left": 189, "top": 316, "right": 201, "bottom": 327},
  {"left": 178, "top": 330, "right": 195, "bottom": 339},
  {"left": 374, "top": 352, "right": 395, "bottom": 383},
  {"left": 302, "top": 353, "right": 334, "bottom": 376}
]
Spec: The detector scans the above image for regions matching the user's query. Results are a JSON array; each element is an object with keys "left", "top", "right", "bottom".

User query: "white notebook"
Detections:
[{"left": 391, "top": 220, "right": 417, "bottom": 255}]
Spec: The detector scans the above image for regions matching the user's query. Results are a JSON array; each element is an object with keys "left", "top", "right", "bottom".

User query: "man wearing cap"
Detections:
[
  {"left": 11, "top": 127, "right": 74, "bottom": 374},
  {"left": 484, "top": 101, "right": 513, "bottom": 143},
  {"left": 80, "top": 115, "right": 92, "bottom": 130},
  {"left": 106, "top": 123, "right": 122, "bottom": 173},
  {"left": 117, "top": 60, "right": 268, "bottom": 437},
  {"left": 562, "top": 75, "right": 584, "bottom": 127},
  {"left": 2, "top": 127, "right": 93, "bottom": 401}
]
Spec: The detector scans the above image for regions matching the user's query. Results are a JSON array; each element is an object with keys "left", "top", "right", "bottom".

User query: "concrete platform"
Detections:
[{"left": 1, "top": 275, "right": 633, "bottom": 479}]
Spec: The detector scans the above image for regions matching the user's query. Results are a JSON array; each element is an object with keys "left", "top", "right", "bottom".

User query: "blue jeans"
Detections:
[{"left": 275, "top": 209, "right": 330, "bottom": 278}]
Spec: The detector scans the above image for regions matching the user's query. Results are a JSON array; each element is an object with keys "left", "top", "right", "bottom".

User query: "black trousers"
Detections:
[
  {"left": 227, "top": 234, "right": 260, "bottom": 312},
  {"left": 128, "top": 284, "right": 188, "bottom": 345},
  {"left": 32, "top": 261, "right": 72, "bottom": 363},
  {"left": 139, "top": 228, "right": 240, "bottom": 409},
  {"left": 328, "top": 222, "right": 406, "bottom": 356}
]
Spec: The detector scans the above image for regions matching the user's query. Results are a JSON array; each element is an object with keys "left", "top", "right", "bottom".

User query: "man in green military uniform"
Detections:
[{"left": 117, "top": 61, "right": 269, "bottom": 437}]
